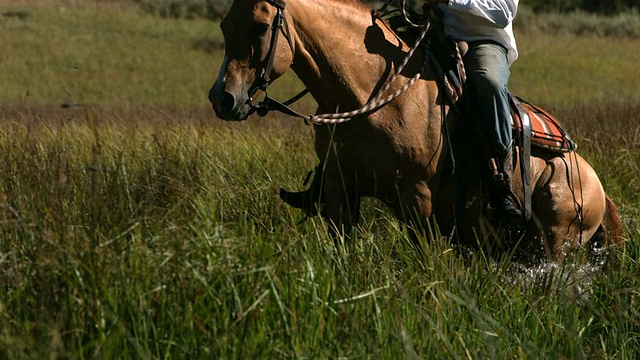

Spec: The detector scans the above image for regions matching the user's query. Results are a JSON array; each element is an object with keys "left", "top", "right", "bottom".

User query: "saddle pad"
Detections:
[{"left": 510, "top": 97, "right": 577, "bottom": 153}]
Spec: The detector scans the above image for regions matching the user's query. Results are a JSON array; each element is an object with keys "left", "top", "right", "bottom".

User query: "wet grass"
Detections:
[{"left": 0, "top": 2, "right": 639, "bottom": 358}]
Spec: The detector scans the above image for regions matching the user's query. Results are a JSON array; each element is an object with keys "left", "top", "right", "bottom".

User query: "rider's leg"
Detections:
[{"left": 464, "top": 41, "right": 522, "bottom": 224}]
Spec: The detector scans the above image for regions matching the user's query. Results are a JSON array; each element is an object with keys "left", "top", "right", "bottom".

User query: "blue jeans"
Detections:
[{"left": 463, "top": 41, "right": 512, "bottom": 159}]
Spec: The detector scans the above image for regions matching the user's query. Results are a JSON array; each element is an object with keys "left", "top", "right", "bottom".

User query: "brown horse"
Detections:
[{"left": 208, "top": 0, "right": 622, "bottom": 262}]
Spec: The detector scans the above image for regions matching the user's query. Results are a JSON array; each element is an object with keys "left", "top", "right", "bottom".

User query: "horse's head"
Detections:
[{"left": 208, "top": 0, "right": 295, "bottom": 121}]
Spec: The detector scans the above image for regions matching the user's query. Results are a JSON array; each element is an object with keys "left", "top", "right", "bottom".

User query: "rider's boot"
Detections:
[
  {"left": 279, "top": 163, "right": 324, "bottom": 218},
  {"left": 488, "top": 146, "right": 523, "bottom": 226}
]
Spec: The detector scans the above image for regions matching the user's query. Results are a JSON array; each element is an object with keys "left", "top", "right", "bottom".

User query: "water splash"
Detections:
[{"left": 501, "top": 243, "right": 610, "bottom": 300}]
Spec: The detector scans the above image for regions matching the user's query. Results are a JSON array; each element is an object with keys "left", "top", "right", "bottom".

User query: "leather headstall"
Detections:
[{"left": 248, "top": 0, "right": 295, "bottom": 102}]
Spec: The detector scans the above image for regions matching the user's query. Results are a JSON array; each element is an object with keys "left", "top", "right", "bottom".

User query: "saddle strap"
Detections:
[{"left": 511, "top": 95, "right": 532, "bottom": 221}]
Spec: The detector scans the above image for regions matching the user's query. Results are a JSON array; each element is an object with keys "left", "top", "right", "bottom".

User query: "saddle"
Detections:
[{"left": 509, "top": 97, "right": 576, "bottom": 153}]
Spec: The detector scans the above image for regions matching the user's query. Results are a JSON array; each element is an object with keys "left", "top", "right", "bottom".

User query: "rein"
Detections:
[{"left": 250, "top": 0, "right": 434, "bottom": 125}]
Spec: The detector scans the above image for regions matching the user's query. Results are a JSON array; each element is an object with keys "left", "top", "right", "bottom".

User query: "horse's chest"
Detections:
[{"left": 318, "top": 124, "right": 432, "bottom": 186}]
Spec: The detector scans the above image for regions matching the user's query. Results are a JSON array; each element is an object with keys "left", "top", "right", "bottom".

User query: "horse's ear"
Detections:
[{"left": 269, "top": 0, "right": 287, "bottom": 10}]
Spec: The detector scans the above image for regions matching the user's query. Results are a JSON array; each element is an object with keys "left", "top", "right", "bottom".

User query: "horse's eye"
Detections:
[{"left": 254, "top": 23, "right": 270, "bottom": 35}]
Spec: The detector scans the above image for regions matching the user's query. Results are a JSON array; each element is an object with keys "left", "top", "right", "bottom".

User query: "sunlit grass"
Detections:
[
  {"left": 510, "top": 31, "right": 640, "bottom": 105},
  {"left": 0, "top": 107, "right": 638, "bottom": 358},
  {"left": 1, "top": 3, "right": 218, "bottom": 107},
  {"left": 2, "top": 2, "right": 638, "bottom": 109}
]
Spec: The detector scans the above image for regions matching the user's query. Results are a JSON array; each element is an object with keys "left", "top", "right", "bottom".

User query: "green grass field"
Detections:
[{"left": 1, "top": 2, "right": 639, "bottom": 358}]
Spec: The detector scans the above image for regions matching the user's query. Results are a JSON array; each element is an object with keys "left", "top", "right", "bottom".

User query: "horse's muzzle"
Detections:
[{"left": 208, "top": 84, "right": 251, "bottom": 121}]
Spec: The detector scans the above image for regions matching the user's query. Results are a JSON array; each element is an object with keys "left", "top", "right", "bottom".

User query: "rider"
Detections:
[{"left": 426, "top": 0, "right": 522, "bottom": 224}]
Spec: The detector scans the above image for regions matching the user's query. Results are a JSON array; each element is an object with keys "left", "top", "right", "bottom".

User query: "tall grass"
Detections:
[
  {"left": 1, "top": 2, "right": 639, "bottom": 108},
  {"left": 0, "top": 2, "right": 639, "bottom": 358},
  {"left": 120, "top": 0, "right": 640, "bottom": 39},
  {"left": 515, "top": 6, "right": 640, "bottom": 38},
  {"left": 0, "top": 105, "right": 638, "bottom": 358}
]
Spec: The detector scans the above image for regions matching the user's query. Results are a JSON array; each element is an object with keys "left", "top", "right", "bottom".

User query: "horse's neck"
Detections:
[
  {"left": 288, "top": 0, "right": 404, "bottom": 111},
  {"left": 287, "top": 1, "right": 448, "bottom": 185}
]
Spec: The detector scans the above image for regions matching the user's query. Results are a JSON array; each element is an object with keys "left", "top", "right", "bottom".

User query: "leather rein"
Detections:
[{"left": 248, "top": 0, "right": 433, "bottom": 125}]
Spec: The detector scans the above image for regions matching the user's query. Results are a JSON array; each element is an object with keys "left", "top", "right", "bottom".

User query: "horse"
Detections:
[{"left": 207, "top": 0, "right": 623, "bottom": 262}]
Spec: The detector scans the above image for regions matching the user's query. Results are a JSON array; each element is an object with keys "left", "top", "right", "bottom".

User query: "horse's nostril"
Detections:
[{"left": 219, "top": 91, "right": 237, "bottom": 115}]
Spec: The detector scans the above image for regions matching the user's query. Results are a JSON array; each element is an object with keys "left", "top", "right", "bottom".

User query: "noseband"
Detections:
[{"left": 248, "top": 0, "right": 295, "bottom": 104}]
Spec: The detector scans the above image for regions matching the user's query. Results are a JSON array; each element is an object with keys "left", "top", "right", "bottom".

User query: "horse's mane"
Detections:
[{"left": 318, "top": 0, "right": 422, "bottom": 42}]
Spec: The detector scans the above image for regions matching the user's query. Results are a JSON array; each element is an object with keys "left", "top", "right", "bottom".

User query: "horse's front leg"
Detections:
[
  {"left": 392, "top": 181, "right": 434, "bottom": 247},
  {"left": 323, "top": 175, "right": 361, "bottom": 240}
]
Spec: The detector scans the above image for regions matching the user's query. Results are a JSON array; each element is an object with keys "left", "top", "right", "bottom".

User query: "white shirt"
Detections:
[{"left": 441, "top": 0, "right": 519, "bottom": 65}]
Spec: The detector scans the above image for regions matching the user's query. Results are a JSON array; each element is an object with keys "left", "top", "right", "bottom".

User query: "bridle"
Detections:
[{"left": 247, "top": 0, "right": 299, "bottom": 115}]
